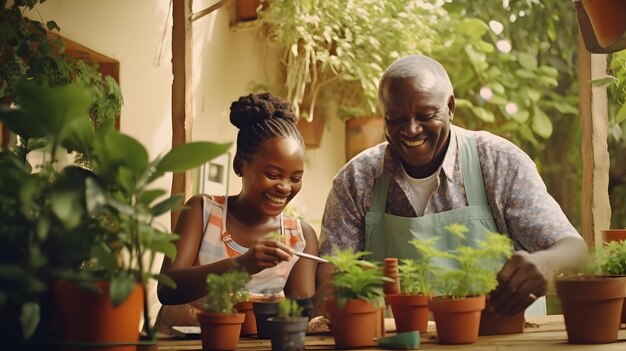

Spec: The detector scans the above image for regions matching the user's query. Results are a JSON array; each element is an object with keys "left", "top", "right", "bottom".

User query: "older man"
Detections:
[{"left": 317, "top": 55, "right": 586, "bottom": 315}]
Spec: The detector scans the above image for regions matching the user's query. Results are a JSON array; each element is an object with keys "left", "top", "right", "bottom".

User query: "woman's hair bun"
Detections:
[{"left": 229, "top": 92, "right": 297, "bottom": 130}]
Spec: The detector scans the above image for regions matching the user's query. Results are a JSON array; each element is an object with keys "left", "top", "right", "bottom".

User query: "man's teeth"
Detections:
[
  {"left": 265, "top": 194, "right": 287, "bottom": 204},
  {"left": 403, "top": 139, "right": 425, "bottom": 147}
]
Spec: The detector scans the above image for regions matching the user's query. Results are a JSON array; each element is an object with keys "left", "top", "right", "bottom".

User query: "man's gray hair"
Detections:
[{"left": 379, "top": 55, "right": 453, "bottom": 95}]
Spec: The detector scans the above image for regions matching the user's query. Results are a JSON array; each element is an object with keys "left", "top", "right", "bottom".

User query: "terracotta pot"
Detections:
[
  {"left": 236, "top": 0, "right": 260, "bottom": 21},
  {"left": 383, "top": 258, "right": 400, "bottom": 295},
  {"left": 600, "top": 229, "right": 626, "bottom": 324},
  {"left": 428, "top": 296, "right": 486, "bottom": 344},
  {"left": 267, "top": 317, "right": 308, "bottom": 351},
  {"left": 345, "top": 117, "right": 385, "bottom": 161},
  {"left": 325, "top": 297, "right": 382, "bottom": 348},
  {"left": 479, "top": 308, "right": 524, "bottom": 336},
  {"left": 386, "top": 294, "right": 429, "bottom": 333},
  {"left": 581, "top": 0, "right": 626, "bottom": 48},
  {"left": 601, "top": 229, "right": 626, "bottom": 243},
  {"left": 235, "top": 301, "right": 257, "bottom": 336},
  {"left": 52, "top": 280, "right": 143, "bottom": 351},
  {"left": 197, "top": 312, "right": 245, "bottom": 350},
  {"left": 556, "top": 275, "right": 626, "bottom": 344}
]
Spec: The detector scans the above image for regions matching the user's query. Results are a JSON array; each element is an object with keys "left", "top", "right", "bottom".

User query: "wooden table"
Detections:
[{"left": 157, "top": 315, "right": 626, "bottom": 350}]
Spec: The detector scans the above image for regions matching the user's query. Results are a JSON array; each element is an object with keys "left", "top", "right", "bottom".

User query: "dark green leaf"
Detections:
[
  {"left": 156, "top": 142, "right": 232, "bottom": 174},
  {"left": 110, "top": 274, "right": 136, "bottom": 307},
  {"left": 153, "top": 273, "right": 177, "bottom": 289},
  {"left": 20, "top": 302, "right": 40, "bottom": 340},
  {"left": 46, "top": 20, "right": 60, "bottom": 32},
  {"left": 151, "top": 195, "right": 183, "bottom": 217},
  {"left": 144, "top": 240, "right": 177, "bottom": 259},
  {"left": 138, "top": 189, "right": 167, "bottom": 205}
]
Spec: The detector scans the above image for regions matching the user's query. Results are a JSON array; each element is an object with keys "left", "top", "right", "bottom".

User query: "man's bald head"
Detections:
[{"left": 378, "top": 55, "right": 453, "bottom": 103}]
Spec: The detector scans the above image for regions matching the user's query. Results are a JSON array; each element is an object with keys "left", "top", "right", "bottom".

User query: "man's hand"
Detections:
[
  {"left": 488, "top": 251, "right": 549, "bottom": 315},
  {"left": 236, "top": 239, "right": 294, "bottom": 274}
]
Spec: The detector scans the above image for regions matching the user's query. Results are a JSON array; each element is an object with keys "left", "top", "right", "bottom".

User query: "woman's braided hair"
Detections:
[{"left": 230, "top": 92, "right": 304, "bottom": 162}]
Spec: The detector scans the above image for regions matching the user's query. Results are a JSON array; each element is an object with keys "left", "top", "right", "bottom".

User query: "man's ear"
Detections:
[
  {"left": 447, "top": 95, "right": 456, "bottom": 120},
  {"left": 233, "top": 155, "right": 242, "bottom": 177}
]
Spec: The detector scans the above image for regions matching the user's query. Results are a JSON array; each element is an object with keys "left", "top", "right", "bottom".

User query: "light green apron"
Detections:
[{"left": 364, "top": 130, "right": 498, "bottom": 263}]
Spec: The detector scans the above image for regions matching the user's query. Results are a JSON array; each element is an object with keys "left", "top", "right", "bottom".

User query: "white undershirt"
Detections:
[{"left": 402, "top": 167, "right": 440, "bottom": 216}]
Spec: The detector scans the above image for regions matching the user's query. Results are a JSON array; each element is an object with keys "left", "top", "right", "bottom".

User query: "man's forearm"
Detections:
[{"left": 532, "top": 236, "right": 588, "bottom": 291}]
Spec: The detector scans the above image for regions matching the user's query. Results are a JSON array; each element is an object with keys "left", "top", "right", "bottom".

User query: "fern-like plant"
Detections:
[
  {"left": 432, "top": 224, "right": 514, "bottom": 299},
  {"left": 398, "top": 236, "right": 443, "bottom": 296},
  {"left": 322, "top": 247, "right": 391, "bottom": 309},
  {"left": 204, "top": 270, "right": 250, "bottom": 315}
]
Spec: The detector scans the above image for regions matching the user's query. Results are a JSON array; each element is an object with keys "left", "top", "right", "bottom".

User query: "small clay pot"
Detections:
[
  {"left": 386, "top": 293, "right": 429, "bottom": 333},
  {"left": 429, "top": 296, "right": 486, "bottom": 344},
  {"left": 556, "top": 275, "right": 626, "bottom": 344}
]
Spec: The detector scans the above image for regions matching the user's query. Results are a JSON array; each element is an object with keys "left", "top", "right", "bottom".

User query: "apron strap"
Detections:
[
  {"left": 370, "top": 173, "right": 391, "bottom": 212},
  {"left": 457, "top": 130, "right": 489, "bottom": 207}
]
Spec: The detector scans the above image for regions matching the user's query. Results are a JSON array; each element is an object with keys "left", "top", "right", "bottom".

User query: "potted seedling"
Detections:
[
  {"left": 556, "top": 240, "right": 626, "bottom": 344},
  {"left": 322, "top": 247, "right": 391, "bottom": 348},
  {"left": 197, "top": 269, "right": 250, "bottom": 350},
  {"left": 386, "top": 237, "right": 442, "bottom": 333},
  {"left": 252, "top": 293, "right": 282, "bottom": 339},
  {"left": 426, "top": 224, "right": 513, "bottom": 344},
  {"left": 267, "top": 298, "right": 309, "bottom": 351}
]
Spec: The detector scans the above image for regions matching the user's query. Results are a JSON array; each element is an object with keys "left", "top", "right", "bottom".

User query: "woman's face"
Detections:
[{"left": 239, "top": 137, "right": 304, "bottom": 217}]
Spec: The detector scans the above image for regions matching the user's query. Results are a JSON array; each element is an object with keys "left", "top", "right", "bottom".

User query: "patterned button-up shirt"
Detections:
[{"left": 319, "top": 125, "right": 581, "bottom": 255}]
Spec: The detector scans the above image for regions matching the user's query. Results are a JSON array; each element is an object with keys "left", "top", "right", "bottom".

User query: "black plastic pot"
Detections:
[
  {"left": 252, "top": 301, "right": 280, "bottom": 339},
  {"left": 267, "top": 317, "right": 308, "bottom": 351}
]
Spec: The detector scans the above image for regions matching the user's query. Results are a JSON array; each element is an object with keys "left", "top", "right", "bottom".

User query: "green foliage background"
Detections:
[{"left": 264, "top": 0, "right": 626, "bottom": 230}]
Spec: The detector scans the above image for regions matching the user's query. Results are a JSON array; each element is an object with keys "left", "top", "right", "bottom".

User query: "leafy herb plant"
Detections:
[
  {"left": 204, "top": 269, "right": 251, "bottom": 315},
  {"left": 586, "top": 240, "right": 626, "bottom": 276},
  {"left": 431, "top": 224, "right": 514, "bottom": 299},
  {"left": 398, "top": 237, "right": 443, "bottom": 296},
  {"left": 322, "top": 247, "right": 391, "bottom": 309},
  {"left": 277, "top": 298, "right": 303, "bottom": 319}
]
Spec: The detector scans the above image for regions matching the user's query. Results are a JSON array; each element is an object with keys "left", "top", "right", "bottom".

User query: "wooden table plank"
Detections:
[{"left": 157, "top": 316, "right": 626, "bottom": 350}]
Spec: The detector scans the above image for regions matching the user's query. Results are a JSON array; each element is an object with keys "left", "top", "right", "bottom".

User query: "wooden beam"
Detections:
[
  {"left": 171, "top": 0, "right": 193, "bottom": 230},
  {"left": 578, "top": 34, "right": 610, "bottom": 248}
]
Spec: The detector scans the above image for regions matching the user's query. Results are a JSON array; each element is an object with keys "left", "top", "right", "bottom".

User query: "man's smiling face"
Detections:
[{"left": 380, "top": 74, "right": 455, "bottom": 178}]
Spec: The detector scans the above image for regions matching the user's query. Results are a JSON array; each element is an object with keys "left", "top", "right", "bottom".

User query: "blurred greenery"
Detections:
[{"left": 262, "top": 0, "right": 596, "bottom": 229}]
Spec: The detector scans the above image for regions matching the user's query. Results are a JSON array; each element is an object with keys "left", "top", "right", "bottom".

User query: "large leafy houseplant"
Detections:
[{"left": 0, "top": 81, "right": 231, "bottom": 344}]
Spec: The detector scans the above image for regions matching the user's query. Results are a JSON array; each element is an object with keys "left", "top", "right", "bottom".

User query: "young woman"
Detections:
[{"left": 155, "top": 93, "right": 318, "bottom": 334}]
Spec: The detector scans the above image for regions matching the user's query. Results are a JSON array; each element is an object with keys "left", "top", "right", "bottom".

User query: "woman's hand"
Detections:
[{"left": 235, "top": 239, "right": 294, "bottom": 274}]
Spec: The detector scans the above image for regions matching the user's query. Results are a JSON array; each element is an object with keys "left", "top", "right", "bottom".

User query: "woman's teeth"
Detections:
[{"left": 265, "top": 194, "right": 287, "bottom": 205}]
